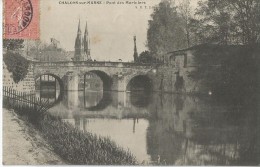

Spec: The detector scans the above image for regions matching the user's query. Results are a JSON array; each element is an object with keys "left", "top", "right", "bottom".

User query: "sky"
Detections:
[{"left": 40, "top": 0, "right": 199, "bottom": 61}]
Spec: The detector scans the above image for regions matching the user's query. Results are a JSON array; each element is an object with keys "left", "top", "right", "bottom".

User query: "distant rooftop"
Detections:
[{"left": 168, "top": 43, "right": 248, "bottom": 55}]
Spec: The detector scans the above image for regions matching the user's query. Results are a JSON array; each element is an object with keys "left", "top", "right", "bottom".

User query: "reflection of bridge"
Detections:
[
  {"left": 48, "top": 90, "right": 257, "bottom": 165},
  {"left": 33, "top": 61, "right": 159, "bottom": 91}
]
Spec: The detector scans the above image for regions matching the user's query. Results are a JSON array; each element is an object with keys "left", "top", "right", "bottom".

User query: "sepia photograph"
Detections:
[{"left": 2, "top": 0, "right": 260, "bottom": 165}]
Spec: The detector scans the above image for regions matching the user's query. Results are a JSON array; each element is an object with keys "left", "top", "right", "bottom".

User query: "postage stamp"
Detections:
[{"left": 3, "top": 0, "right": 39, "bottom": 39}]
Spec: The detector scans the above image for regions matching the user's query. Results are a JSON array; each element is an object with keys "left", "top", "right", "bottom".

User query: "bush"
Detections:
[{"left": 3, "top": 52, "right": 30, "bottom": 83}]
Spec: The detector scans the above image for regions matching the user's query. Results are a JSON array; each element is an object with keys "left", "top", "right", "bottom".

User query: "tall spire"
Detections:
[
  {"left": 83, "top": 21, "right": 88, "bottom": 53},
  {"left": 133, "top": 35, "right": 138, "bottom": 62},
  {"left": 74, "top": 19, "right": 82, "bottom": 61},
  {"left": 77, "top": 19, "right": 81, "bottom": 35},
  {"left": 84, "top": 21, "right": 88, "bottom": 36}
]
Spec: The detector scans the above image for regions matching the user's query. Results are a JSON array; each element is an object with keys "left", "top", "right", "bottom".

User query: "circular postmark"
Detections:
[{"left": 5, "top": 0, "right": 33, "bottom": 35}]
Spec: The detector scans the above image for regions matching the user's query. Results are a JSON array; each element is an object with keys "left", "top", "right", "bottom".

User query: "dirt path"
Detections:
[{"left": 2, "top": 108, "right": 66, "bottom": 165}]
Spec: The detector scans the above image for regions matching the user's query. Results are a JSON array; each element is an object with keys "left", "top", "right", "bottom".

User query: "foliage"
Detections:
[
  {"left": 177, "top": 0, "right": 192, "bottom": 47},
  {"left": 193, "top": 0, "right": 260, "bottom": 45},
  {"left": 3, "top": 39, "right": 24, "bottom": 50},
  {"left": 138, "top": 51, "right": 157, "bottom": 63},
  {"left": 3, "top": 52, "right": 30, "bottom": 83},
  {"left": 147, "top": 0, "right": 186, "bottom": 57},
  {"left": 188, "top": 44, "right": 259, "bottom": 103},
  {"left": 147, "top": 0, "right": 260, "bottom": 48}
]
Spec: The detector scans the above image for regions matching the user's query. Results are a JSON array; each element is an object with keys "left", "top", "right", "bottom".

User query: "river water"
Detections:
[{"left": 37, "top": 90, "right": 259, "bottom": 165}]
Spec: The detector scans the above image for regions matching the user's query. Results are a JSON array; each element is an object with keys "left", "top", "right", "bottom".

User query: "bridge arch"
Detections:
[
  {"left": 126, "top": 74, "right": 153, "bottom": 92},
  {"left": 35, "top": 73, "right": 64, "bottom": 92},
  {"left": 84, "top": 70, "right": 113, "bottom": 91},
  {"left": 125, "top": 74, "right": 153, "bottom": 108},
  {"left": 35, "top": 73, "right": 65, "bottom": 105}
]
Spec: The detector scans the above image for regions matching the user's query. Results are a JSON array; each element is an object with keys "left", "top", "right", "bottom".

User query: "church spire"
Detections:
[
  {"left": 74, "top": 19, "right": 82, "bottom": 61},
  {"left": 83, "top": 21, "right": 91, "bottom": 60},
  {"left": 84, "top": 21, "right": 88, "bottom": 36},
  {"left": 77, "top": 19, "right": 81, "bottom": 35},
  {"left": 83, "top": 21, "right": 88, "bottom": 53},
  {"left": 133, "top": 35, "right": 138, "bottom": 62}
]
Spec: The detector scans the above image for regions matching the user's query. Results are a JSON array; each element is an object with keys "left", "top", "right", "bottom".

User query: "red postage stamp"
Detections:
[{"left": 3, "top": 0, "right": 39, "bottom": 39}]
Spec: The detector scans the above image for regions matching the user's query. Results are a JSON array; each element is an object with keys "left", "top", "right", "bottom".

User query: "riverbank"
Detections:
[
  {"left": 3, "top": 108, "right": 65, "bottom": 165},
  {"left": 2, "top": 101, "right": 137, "bottom": 165}
]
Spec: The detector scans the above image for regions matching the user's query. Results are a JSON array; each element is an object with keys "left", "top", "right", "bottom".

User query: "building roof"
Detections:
[{"left": 167, "top": 43, "right": 247, "bottom": 55}]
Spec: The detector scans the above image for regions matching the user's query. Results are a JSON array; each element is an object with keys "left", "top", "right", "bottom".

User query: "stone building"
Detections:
[
  {"left": 163, "top": 45, "right": 197, "bottom": 69},
  {"left": 28, "top": 38, "right": 72, "bottom": 62},
  {"left": 152, "top": 44, "right": 259, "bottom": 94},
  {"left": 148, "top": 45, "right": 199, "bottom": 94}
]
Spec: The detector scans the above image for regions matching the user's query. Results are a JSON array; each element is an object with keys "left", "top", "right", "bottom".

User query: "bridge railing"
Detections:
[{"left": 33, "top": 60, "right": 163, "bottom": 68}]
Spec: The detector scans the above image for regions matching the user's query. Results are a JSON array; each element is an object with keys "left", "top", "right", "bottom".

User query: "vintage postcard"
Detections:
[{"left": 2, "top": 0, "right": 260, "bottom": 165}]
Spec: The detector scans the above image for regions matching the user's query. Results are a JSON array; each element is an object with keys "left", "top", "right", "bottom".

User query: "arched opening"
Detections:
[
  {"left": 126, "top": 75, "right": 152, "bottom": 92},
  {"left": 82, "top": 70, "right": 113, "bottom": 111},
  {"left": 126, "top": 75, "right": 153, "bottom": 108},
  {"left": 83, "top": 70, "right": 112, "bottom": 91},
  {"left": 35, "top": 74, "right": 64, "bottom": 104}
]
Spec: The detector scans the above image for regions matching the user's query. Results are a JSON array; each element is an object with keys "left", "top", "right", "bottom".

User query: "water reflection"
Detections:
[
  {"left": 35, "top": 89, "right": 62, "bottom": 106},
  {"left": 39, "top": 90, "right": 259, "bottom": 165},
  {"left": 84, "top": 91, "right": 113, "bottom": 111}
]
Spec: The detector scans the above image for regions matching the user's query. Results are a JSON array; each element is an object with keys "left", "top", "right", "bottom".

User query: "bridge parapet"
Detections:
[{"left": 32, "top": 61, "right": 162, "bottom": 69}]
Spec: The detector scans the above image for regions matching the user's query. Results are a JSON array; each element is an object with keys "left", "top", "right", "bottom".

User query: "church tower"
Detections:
[
  {"left": 74, "top": 19, "right": 91, "bottom": 61},
  {"left": 74, "top": 19, "right": 82, "bottom": 61},
  {"left": 133, "top": 35, "right": 138, "bottom": 62}
]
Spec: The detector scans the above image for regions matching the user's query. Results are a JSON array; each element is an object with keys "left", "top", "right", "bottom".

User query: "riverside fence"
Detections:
[{"left": 3, "top": 87, "right": 54, "bottom": 116}]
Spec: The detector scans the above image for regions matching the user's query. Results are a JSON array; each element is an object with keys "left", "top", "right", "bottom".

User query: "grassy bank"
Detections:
[{"left": 3, "top": 100, "right": 137, "bottom": 165}]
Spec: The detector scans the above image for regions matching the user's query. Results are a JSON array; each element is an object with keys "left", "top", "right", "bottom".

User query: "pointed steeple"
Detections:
[
  {"left": 84, "top": 21, "right": 88, "bottom": 36},
  {"left": 74, "top": 19, "right": 82, "bottom": 60},
  {"left": 77, "top": 19, "right": 81, "bottom": 35},
  {"left": 133, "top": 35, "right": 138, "bottom": 62},
  {"left": 83, "top": 21, "right": 88, "bottom": 54}
]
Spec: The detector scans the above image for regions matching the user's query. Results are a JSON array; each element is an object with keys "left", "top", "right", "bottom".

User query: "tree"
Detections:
[
  {"left": 28, "top": 40, "right": 43, "bottom": 60},
  {"left": 177, "top": 0, "right": 192, "bottom": 47},
  {"left": 188, "top": 44, "right": 259, "bottom": 103},
  {"left": 193, "top": 0, "right": 260, "bottom": 45},
  {"left": 138, "top": 51, "right": 156, "bottom": 63},
  {"left": 3, "top": 39, "right": 24, "bottom": 51},
  {"left": 3, "top": 39, "right": 30, "bottom": 83},
  {"left": 229, "top": 0, "right": 260, "bottom": 45},
  {"left": 3, "top": 52, "right": 30, "bottom": 83},
  {"left": 147, "top": 0, "right": 186, "bottom": 58}
]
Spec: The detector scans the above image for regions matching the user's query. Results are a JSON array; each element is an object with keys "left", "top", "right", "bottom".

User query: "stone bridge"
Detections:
[{"left": 33, "top": 61, "right": 159, "bottom": 91}]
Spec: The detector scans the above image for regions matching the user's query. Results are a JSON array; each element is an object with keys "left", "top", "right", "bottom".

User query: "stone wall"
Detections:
[{"left": 148, "top": 66, "right": 205, "bottom": 94}]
